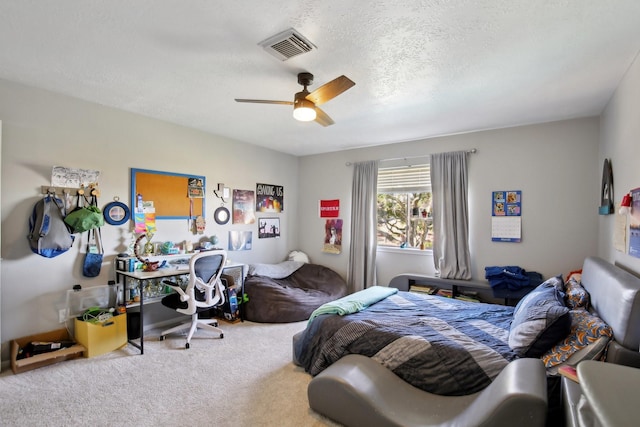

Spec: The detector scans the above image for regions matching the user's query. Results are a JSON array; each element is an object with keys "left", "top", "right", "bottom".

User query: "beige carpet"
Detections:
[{"left": 0, "top": 320, "right": 340, "bottom": 427}]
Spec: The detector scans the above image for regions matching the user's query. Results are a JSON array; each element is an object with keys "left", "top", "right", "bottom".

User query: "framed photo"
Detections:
[
  {"left": 258, "top": 217, "right": 280, "bottom": 239},
  {"left": 232, "top": 189, "right": 256, "bottom": 224},
  {"left": 228, "top": 231, "right": 252, "bottom": 251}
]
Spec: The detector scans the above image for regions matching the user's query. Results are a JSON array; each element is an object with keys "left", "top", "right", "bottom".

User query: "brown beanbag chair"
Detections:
[{"left": 244, "top": 263, "right": 348, "bottom": 323}]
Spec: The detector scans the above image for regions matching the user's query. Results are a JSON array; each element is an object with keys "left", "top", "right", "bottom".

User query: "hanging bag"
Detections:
[
  {"left": 65, "top": 193, "right": 104, "bottom": 233},
  {"left": 82, "top": 227, "right": 104, "bottom": 277},
  {"left": 28, "top": 194, "right": 75, "bottom": 258}
]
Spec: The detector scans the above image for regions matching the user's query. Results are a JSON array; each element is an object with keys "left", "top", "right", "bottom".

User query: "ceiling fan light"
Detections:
[{"left": 293, "top": 99, "right": 316, "bottom": 121}]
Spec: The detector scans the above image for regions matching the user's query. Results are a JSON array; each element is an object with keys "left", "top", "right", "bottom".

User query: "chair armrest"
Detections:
[
  {"left": 162, "top": 280, "right": 190, "bottom": 302},
  {"left": 162, "top": 279, "right": 180, "bottom": 288}
]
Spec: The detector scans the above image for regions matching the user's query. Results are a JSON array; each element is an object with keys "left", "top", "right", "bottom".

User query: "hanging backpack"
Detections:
[
  {"left": 64, "top": 193, "right": 104, "bottom": 233},
  {"left": 28, "top": 194, "right": 75, "bottom": 258}
]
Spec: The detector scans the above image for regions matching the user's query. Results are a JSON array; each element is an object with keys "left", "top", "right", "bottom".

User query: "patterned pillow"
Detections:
[
  {"left": 564, "top": 277, "right": 590, "bottom": 309},
  {"left": 546, "top": 336, "right": 610, "bottom": 376},
  {"left": 509, "top": 275, "right": 572, "bottom": 357},
  {"left": 541, "top": 309, "right": 613, "bottom": 368}
]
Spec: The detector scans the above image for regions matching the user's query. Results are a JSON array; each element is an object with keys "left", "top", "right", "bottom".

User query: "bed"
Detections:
[
  {"left": 295, "top": 289, "right": 518, "bottom": 395},
  {"left": 292, "top": 256, "right": 640, "bottom": 427}
]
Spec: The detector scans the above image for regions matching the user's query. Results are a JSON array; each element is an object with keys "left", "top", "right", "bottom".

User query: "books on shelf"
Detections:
[
  {"left": 409, "top": 285, "right": 439, "bottom": 295},
  {"left": 436, "top": 289, "right": 453, "bottom": 298},
  {"left": 455, "top": 294, "right": 480, "bottom": 303}
]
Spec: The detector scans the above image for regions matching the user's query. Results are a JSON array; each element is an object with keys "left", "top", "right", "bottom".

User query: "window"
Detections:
[{"left": 377, "top": 164, "right": 433, "bottom": 249}]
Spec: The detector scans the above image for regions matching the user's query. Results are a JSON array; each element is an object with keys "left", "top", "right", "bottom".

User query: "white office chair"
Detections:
[{"left": 159, "top": 250, "right": 227, "bottom": 349}]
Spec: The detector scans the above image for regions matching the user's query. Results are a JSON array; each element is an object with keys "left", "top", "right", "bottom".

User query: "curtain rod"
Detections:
[{"left": 345, "top": 148, "right": 477, "bottom": 166}]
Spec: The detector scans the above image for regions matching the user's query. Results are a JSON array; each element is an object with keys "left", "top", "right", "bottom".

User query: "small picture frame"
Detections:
[{"left": 258, "top": 218, "right": 280, "bottom": 239}]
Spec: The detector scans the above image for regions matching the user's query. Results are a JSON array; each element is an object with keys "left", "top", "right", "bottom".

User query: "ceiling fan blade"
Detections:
[
  {"left": 314, "top": 107, "right": 335, "bottom": 127},
  {"left": 306, "top": 75, "right": 355, "bottom": 106},
  {"left": 235, "top": 99, "right": 293, "bottom": 105}
]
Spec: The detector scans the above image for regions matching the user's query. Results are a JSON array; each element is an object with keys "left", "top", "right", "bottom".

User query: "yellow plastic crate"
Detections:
[{"left": 74, "top": 313, "right": 127, "bottom": 358}]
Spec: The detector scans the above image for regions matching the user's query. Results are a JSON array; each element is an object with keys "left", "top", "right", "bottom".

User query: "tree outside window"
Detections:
[{"left": 376, "top": 164, "right": 432, "bottom": 249}]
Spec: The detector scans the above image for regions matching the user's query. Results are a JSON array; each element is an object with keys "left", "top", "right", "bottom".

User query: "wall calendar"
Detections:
[{"left": 491, "top": 190, "right": 522, "bottom": 242}]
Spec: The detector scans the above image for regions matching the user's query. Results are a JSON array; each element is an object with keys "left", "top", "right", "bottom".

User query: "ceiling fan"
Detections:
[{"left": 235, "top": 72, "right": 355, "bottom": 126}]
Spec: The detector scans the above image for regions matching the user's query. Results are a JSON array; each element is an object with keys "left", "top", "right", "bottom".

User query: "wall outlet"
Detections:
[{"left": 58, "top": 308, "right": 67, "bottom": 323}]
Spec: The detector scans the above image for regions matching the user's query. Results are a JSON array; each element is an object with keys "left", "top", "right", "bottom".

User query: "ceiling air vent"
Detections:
[{"left": 259, "top": 28, "right": 316, "bottom": 61}]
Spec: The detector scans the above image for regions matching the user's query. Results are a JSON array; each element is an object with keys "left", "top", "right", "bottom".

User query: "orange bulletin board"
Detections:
[{"left": 130, "top": 168, "right": 205, "bottom": 219}]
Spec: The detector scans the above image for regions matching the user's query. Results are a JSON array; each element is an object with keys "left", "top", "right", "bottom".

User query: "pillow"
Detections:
[
  {"left": 287, "top": 250, "right": 310, "bottom": 263},
  {"left": 564, "top": 277, "right": 590, "bottom": 309},
  {"left": 542, "top": 309, "right": 613, "bottom": 368},
  {"left": 566, "top": 270, "right": 582, "bottom": 282},
  {"left": 248, "top": 261, "right": 304, "bottom": 279},
  {"left": 508, "top": 275, "right": 572, "bottom": 357},
  {"left": 545, "top": 336, "right": 610, "bottom": 377}
]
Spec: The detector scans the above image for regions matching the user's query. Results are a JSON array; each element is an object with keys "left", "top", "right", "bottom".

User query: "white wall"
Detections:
[
  {"left": 599, "top": 52, "right": 640, "bottom": 272},
  {"left": 298, "top": 118, "right": 601, "bottom": 285},
  {"left": 0, "top": 79, "right": 300, "bottom": 360}
]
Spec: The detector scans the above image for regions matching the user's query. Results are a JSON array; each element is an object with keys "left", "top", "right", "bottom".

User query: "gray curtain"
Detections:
[
  {"left": 347, "top": 160, "right": 379, "bottom": 292},
  {"left": 430, "top": 151, "right": 471, "bottom": 279}
]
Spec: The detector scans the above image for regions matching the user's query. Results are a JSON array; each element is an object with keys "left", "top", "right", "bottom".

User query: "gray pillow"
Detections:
[
  {"left": 248, "top": 261, "right": 304, "bottom": 279},
  {"left": 508, "top": 276, "right": 571, "bottom": 357}
]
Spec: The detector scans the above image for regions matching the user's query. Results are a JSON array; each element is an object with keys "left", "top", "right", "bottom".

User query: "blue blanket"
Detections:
[
  {"left": 308, "top": 286, "right": 398, "bottom": 324},
  {"left": 295, "top": 291, "right": 517, "bottom": 396}
]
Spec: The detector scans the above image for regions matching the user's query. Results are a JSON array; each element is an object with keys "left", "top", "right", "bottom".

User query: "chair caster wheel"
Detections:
[
  {"left": 220, "top": 333, "right": 224, "bottom": 339},
  {"left": 159, "top": 335, "right": 165, "bottom": 341},
  {"left": 185, "top": 343, "right": 190, "bottom": 349}
]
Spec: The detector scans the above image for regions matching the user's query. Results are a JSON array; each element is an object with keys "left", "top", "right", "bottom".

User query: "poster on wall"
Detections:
[
  {"left": 51, "top": 166, "right": 100, "bottom": 188},
  {"left": 256, "top": 183, "right": 284, "bottom": 213},
  {"left": 319, "top": 199, "right": 340, "bottom": 218},
  {"left": 229, "top": 230, "right": 252, "bottom": 251},
  {"left": 628, "top": 187, "right": 640, "bottom": 258},
  {"left": 491, "top": 190, "right": 522, "bottom": 242},
  {"left": 187, "top": 177, "right": 204, "bottom": 198},
  {"left": 322, "top": 218, "right": 343, "bottom": 254},
  {"left": 134, "top": 201, "right": 156, "bottom": 233},
  {"left": 232, "top": 189, "right": 256, "bottom": 224},
  {"left": 258, "top": 217, "right": 280, "bottom": 238}
]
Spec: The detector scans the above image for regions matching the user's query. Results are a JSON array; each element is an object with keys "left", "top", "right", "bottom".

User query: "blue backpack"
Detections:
[{"left": 28, "top": 195, "right": 75, "bottom": 258}]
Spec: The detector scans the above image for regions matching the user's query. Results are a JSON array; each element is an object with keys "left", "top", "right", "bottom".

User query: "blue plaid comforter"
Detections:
[{"left": 294, "top": 291, "right": 518, "bottom": 396}]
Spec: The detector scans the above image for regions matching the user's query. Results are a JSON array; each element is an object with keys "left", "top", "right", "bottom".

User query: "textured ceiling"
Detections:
[{"left": 1, "top": 1, "right": 639, "bottom": 156}]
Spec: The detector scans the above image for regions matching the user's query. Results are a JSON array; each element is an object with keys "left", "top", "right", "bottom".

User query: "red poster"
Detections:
[{"left": 319, "top": 199, "right": 340, "bottom": 218}]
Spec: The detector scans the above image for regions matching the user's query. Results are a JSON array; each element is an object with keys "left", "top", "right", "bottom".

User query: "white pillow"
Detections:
[{"left": 287, "top": 250, "right": 310, "bottom": 263}]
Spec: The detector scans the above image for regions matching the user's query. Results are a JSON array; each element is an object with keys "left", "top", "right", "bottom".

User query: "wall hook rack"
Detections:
[
  {"left": 40, "top": 183, "right": 100, "bottom": 197},
  {"left": 40, "top": 185, "right": 80, "bottom": 196}
]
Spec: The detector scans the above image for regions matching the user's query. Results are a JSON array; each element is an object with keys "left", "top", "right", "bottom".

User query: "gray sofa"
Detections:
[
  {"left": 561, "top": 256, "right": 640, "bottom": 427},
  {"left": 298, "top": 256, "right": 640, "bottom": 427}
]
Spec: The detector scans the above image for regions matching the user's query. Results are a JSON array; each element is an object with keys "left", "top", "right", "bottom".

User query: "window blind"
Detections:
[{"left": 377, "top": 165, "right": 431, "bottom": 193}]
